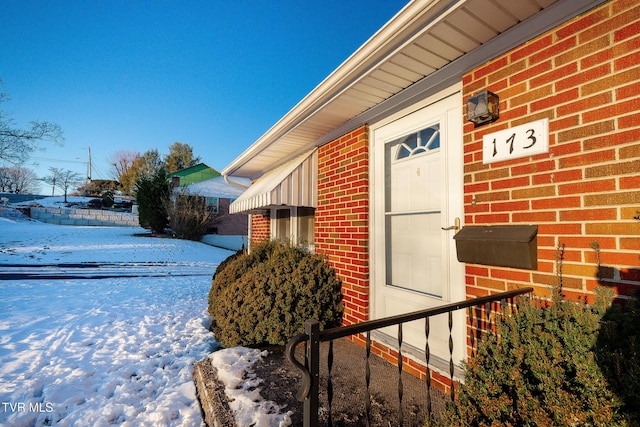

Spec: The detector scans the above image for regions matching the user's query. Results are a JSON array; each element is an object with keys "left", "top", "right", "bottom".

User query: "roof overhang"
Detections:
[{"left": 222, "top": 0, "right": 607, "bottom": 181}]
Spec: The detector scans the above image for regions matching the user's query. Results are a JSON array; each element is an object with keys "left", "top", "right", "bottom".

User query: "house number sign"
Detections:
[{"left": 483, "top": 118, "right": 549, "bottom": 164}]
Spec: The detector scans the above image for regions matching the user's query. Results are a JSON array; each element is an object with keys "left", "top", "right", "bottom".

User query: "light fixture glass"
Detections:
[{"left": 466, "top": 90, "right": 499, "bottom": 126}]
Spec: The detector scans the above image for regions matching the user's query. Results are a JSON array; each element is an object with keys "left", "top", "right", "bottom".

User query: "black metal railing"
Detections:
[{"left": 286, "top": 287, "right": 534, "bottom": 427}]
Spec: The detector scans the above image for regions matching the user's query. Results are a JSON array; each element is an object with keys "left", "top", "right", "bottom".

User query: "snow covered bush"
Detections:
[{"left": 208, "top": 240, "right": 343, "bottom": 347}]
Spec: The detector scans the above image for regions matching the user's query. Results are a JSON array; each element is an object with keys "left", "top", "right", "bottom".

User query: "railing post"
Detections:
[
  {"left": 304, "top": 319, "right": 320, "bottom": 427},
  {"left": 286, "top": 289, "right": 533, "bottom": 426}
]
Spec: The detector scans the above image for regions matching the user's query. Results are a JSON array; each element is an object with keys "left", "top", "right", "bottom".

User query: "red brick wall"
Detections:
[
  {"left": 250, "top": 211, "right": 271, "bottom": 245},
  {"left": 463, "top": 0, "right": 640, "bottom": 303},
  {"left": 216, "top": 198, "right": 248, "bottom": 235},
  {"left": 315, "top": 126, "right": 370, "bottom": 326}
]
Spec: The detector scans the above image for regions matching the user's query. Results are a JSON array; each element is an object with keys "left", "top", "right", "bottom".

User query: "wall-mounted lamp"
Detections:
[{"left": 466, "top": 90, "right": 499, "bottom": 126}]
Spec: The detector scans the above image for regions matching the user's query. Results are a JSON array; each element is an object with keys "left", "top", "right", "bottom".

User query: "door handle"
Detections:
[{"left": 442, "top": 217, "right": 460, "bottom": 233}]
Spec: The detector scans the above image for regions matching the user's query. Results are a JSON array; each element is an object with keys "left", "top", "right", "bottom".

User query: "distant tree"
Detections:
[
  {"left": 117, "top": 157, "right": 140, "bottom": 196},
  {"left": 108, "top": 149, "right": 138, "bottom": 183},
  {"left": 42, "top": 167, "right": 83, "bottom": 202},
  {"left": 0, "top": 167, "right": 10, "bottom": 192},
  {"left": 135, "top": 168, "right": 171, "bottom": 234},
  {"left": 117, "top": 149, "right": 163, "bottom": 195},
  {"left": 108, "top": 149, "right": 140, "bottom": 195},
  {"left": 163, "top": 142, "right": 201, "bottom": 174},
  {"left": 76, "top": 179, "right": 122, "bottom": 196},
  {"left": 108, "top": 143, "right": 202, "bottom": 194},
  {"left": 138, "top": 149, "right": 164, "bottom": 178},
  {"left": 0, "top": 80, "right": 64, "bottom": 164},
  {"left": 0, "top": 166, "right": 40, "bottom": 193}
]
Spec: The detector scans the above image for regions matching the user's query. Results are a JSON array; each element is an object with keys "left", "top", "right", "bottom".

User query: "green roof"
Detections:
[{"left": 168, "top": 163, "right": 220, "bottom": 186}]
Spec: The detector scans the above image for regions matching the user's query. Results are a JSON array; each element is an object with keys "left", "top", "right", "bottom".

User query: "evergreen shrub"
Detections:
[
  {"left": 102, "top": 190, "right": 114, "bottom": 208},
  {"left": 135, "top": 169, "right": 171, "bottom": 234},
  {"left": 596, "top": 290, "right": 640, "bottom": 424},
  {"left": 441, "top": 289, "right": 631, "bottom": 427},
  {"left": 208, "top": 240, "right": 343, "bottom": 348}
]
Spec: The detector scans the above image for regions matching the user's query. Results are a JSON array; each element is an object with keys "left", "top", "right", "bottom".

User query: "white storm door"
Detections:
[{"left": 371, "top": 90, "right": 465, "bottom": 369}]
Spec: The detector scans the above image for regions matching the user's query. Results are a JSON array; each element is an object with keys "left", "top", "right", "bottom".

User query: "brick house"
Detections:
[
  {"left": 178, "top": 173, "right": 250, "bottom": 251},
  {"left": 222, "top": 0, "right": 639, "bottom": 390}
]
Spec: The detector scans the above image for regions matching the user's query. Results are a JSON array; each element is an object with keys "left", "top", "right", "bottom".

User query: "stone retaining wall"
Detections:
[
  {"left": 193, "top": 359, "right": 235, "bottom": 427},
  {"left": 30, "top": 207, "right": 139, "bottom": 227}
]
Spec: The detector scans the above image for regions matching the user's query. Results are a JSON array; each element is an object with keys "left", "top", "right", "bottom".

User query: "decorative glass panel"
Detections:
[{"left": 393, "top": 124, "right": 440, "bottom": 160}]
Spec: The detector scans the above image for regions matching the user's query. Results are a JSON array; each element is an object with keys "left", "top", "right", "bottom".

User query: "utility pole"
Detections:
[{"left": 87, "top": 146, "right": 92, "bottom": 182}]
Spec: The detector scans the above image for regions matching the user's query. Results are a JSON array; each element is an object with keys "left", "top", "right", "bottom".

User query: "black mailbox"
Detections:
[{"left": 453, "top": 225, "right": 538, "bottom": 270}]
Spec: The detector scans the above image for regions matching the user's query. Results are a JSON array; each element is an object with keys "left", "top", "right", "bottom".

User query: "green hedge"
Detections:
[
  {"left": 208, "top": 240, "right": 343, "bottom": 348},
  {"left": 440, "top": 288, "right": 640, "bottom": 426},
  {"left": 135, "top": 169, "right": 170, "bottom": 234},
  {"left": 596, "top": 290, "right": 640, "bottom": 423}
]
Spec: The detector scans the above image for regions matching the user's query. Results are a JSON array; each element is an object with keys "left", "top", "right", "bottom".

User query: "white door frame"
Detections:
[{"left": 369, "top": 84, "right": 465, "bottom": 373}]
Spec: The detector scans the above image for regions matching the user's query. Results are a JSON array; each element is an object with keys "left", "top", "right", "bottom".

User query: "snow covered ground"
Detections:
[{"left": 0, "top": 197, "right": 292, "bottom": 427}]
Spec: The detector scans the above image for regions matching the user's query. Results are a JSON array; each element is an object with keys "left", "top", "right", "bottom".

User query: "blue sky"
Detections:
[{"left": 1, "top": 0, "right": 406, "bottom": 191}]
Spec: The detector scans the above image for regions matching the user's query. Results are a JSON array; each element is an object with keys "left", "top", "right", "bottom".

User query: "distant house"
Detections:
[
  {"left": 221, "top": 0, "right": 640, "bottom": 393},
  {"left": 181, "top": 175, "right": 251, "bottom": 251},
  {"left": 167, "top": 163, "right": 220, "bottom": 187}
]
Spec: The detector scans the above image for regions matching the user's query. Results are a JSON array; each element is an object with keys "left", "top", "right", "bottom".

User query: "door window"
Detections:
[{"left": 385, "top": 123, "right": 443, "bottom": 297}]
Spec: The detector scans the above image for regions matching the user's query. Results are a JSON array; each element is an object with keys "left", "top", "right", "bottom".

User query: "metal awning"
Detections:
[{"left": 229, "top": 149, "right": 318, "bottom": 214}]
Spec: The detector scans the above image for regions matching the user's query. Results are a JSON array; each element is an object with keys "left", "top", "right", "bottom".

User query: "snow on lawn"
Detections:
[
  {"left": 0, "top": 202, "right": 292, "bottom": 427},
  {"left": 1, "top": 275, "right": 217, "bottom": 426}
]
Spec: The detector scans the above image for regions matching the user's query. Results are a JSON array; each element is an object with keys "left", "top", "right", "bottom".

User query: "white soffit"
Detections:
[
  {"left": 229, "top": 149, "right": 318, "bottom": 214},
  {"left": 222, "top": 0, "right": 605, "bottom": 180}
]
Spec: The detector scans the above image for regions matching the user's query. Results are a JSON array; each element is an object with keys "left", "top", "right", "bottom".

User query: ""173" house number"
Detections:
[{"left": 482, "top": 118, "right": 549, "bottom": 164}]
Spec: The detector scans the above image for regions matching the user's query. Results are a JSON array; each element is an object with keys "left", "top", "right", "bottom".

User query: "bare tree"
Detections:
[
  {"left": 42, "top": 167, "right": 83, "bottom": 202},
  {"left": 108, "top": 149, "right": 139, "bottom": 182},
  {"left": 165, "top": 188, "right": 220, "bottom": 240},
  {"left": 0, "top": 167, "right": 10, "bottom": 192},
  {"left": 0, "top": 80, "right": 64, "bottom": 164},
  {"left": 0, "top": 166, "right": 40, "bottom": 193}
]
